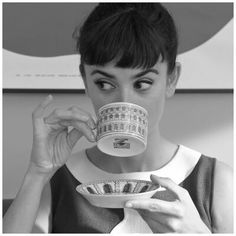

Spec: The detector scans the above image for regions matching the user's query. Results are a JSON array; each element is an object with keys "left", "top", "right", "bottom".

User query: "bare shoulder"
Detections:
[
  {"left": 211, "top": 160, "right": 233, "bottom": 233},
  {"left": 32, "top": 182, "right": 52, "bottom": 233}
]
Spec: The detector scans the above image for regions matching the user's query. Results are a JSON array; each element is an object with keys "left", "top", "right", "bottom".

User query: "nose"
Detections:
[{"left": 116, "top": 86, "right": 134, "bottom": 103}]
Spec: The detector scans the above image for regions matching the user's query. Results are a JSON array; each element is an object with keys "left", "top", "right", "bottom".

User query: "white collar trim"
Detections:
[{"left": 66, "top": 145, "right": 201, "bottom": 184}]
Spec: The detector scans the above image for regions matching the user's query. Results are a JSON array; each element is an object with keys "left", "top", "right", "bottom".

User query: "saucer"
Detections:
[{"left": 76, "top": 179, "right": 160, "bottom": 208}]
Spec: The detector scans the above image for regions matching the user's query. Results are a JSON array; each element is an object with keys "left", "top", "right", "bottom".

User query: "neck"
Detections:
[{"left": 87, "top": 129, "right": 178, "bottom": 174}]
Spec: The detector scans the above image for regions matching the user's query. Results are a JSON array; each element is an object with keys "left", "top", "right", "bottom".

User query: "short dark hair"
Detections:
[{"left": 73, "top": 3, "right": 178, "bottom": 76}]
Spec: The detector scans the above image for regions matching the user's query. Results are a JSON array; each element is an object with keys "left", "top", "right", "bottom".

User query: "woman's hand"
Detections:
[
  {"left": 29, "top": 95, "right": 97, "bottom": 177},
  {"left": 125, "top": 175, "right": 211, "bottom": 233}
]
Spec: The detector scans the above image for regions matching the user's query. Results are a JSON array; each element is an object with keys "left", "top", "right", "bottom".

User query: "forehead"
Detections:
[{"left": 84, "top": 59, "right": 168, "bottom": 76}]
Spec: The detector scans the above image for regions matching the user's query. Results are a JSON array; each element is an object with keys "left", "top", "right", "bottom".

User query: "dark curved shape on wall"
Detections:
[{"left": 3, "top": 3, "right": 233, "bottom": 57}]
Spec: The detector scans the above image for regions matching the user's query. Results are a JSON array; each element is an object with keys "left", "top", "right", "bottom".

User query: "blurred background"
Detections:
[{"left": 2, "top": 3, "right": 233, "bottom": 199}]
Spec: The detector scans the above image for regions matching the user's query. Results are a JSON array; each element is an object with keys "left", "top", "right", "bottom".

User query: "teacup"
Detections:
[{"left": 96, "top": 102, "right": 148, "bottom": 157}]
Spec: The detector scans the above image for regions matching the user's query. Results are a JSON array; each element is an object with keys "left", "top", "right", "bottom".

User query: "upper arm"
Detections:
[
  {"left": 211, "top": 160, "right": 233, "bottom": 233},
  {"left": 32, "top": 182, "right": 52, "bottom": 233}
]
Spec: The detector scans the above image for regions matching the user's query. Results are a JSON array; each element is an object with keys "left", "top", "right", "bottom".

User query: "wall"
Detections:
[{"left": 2, "top": 93, "right": 233, "bottom": 198}]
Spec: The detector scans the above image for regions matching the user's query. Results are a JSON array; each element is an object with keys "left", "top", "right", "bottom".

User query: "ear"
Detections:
[
  {"left": 80, "top": 64, "right": 90, "bottom": 97},
  {"left": 166, "top": 62, "right": 181, "bottom": 98},
  {"left": 82, "top": 76, "right": 90, "bottom": 97}
]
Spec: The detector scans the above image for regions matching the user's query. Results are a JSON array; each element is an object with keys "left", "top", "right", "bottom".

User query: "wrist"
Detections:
[
  {"left": 16, "top": 169, "right": 49, "bottom": 201},
  {"left": 26, "top": 163, "right": 55, "bottom": 186}
]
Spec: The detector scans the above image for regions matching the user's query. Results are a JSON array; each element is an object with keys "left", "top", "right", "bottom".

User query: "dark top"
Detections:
[{"left": 50, "top": 155, "right": 216, "bottom": 233}]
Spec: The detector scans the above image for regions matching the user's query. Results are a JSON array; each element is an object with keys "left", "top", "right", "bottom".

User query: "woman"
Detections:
[{"left": 3, "top": 3, "right": 233, "bottom": 233}]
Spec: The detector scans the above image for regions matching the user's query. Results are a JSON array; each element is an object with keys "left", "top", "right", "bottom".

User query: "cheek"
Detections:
[
  {"left": 145, "top": 91, "right": 166, "bottom": 130},
  {"left": 88, "top": 94, "right": 104, "bottom": 115},
  {"left": 85, "top": 81, "right": 103, "bottom": 113}
]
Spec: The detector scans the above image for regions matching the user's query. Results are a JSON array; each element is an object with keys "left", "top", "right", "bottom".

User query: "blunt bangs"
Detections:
[{"left": 77, "top": 8, "right": 166, "bottom": 70}]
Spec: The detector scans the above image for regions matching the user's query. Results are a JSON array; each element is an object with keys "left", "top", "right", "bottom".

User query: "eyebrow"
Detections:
[
  {"left": 90, "top": 68, "right": 159, "bottom": 79},
  {"left": 91, "top": 70, "right": 115, "bottom": 79},
  {"left": 134, "top": 69, "right": 159, "bottom": 78}
]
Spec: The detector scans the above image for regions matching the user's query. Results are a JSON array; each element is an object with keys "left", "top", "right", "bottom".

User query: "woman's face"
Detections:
[{"left": 83, "top": 59, "right": 180, "bottom": 133}]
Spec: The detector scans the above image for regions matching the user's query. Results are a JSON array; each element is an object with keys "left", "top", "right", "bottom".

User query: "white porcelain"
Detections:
[
  {"left": 96, "top": 102, "right": 148, "bottom": 157},
  {"left": 76, "top": 179, "right": 159, "bottom": 208}
]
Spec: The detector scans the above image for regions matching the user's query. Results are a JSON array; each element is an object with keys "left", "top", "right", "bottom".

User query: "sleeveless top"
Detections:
[{"left": 50, "top": 145, "right": 216, "bottom": 233}]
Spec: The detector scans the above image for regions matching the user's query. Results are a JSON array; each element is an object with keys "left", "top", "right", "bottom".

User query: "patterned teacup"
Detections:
[{"left": 96, "top": 102, "right": 148, "bottom": 157}]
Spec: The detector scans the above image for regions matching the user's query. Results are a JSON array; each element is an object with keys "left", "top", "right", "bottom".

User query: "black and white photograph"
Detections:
[{"left": 2, "top": 2, "right": 234, "bottom": 233}]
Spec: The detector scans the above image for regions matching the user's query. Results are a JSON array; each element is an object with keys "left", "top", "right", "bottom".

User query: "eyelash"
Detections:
[
  {"left": 94, "top": 79, "right": 153, "bottom": 91},
  {"left": 94, "top": 80, "right": 116, "bottom": 91},
  {"left": 134, "top": 79, "right": 153, "bottom": 90}
]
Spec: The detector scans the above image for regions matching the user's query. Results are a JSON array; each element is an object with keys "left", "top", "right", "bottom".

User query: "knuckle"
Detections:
[
  {"left": 173, "top": 204, "right": 184, "bottom": 217},
  {"left": 164, "top": 177, "right": 171, "bottom": 181},
  {"left": 69, "top": 106, "right": 90, "bottom": 122},
  {"left": 76, "top": 122, "right": 90, "bottom": 134},
  {"left": 163, "top": 177, "right": 172, "bottom": 184},
  {"left": 75, "top": 121, "right": 84, "bottom": 130},
  {"left": 84, "top": 115, "right": 91, "bottom": 122},
  {"left": 81, "top": 114, "right": 92, "bottom": 125},
  {"left": 78, "top": 114, "right": 90, "bottom": 124},
  {"left": 178, "top": 207, "right": 185, "bottom": 218},
  {"left": 69, "top": 106, "right": 86, "bottom": 116},
  {"left": 149, "top": 203, "right": 158, "bottom": 212}
]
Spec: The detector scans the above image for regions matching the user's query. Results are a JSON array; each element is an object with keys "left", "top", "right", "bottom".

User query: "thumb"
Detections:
[
  {"left": 150, "top": 174, "right": 174, "bottom": 188},
  {"left": 150, "top": 174, "right": 175, "bottom": 188},
  {"left": 150, "top": 174, "right": 162, "bottom": 186},
  {"left": 67, "top": 128, "right": 83, "bottom": 149},
  {"left": 150, "top": 174, "right": 181, "bottom": 198}
]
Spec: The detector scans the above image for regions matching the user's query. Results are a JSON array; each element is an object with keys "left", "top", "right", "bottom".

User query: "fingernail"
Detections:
[
  {"left": 150, "top": 174, "right": 155, "bottom": 179},
  {"left": 151, "top": 174, "right": 159, "bottom": 179},
  {"left": 92, "top": 128, "right": 97, "bottom": 137},
  {"left": 87, "top": 120, "right": 96, "bottom": 130}
]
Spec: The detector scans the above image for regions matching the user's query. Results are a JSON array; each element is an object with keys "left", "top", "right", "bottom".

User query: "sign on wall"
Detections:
[{"left": 2, "top": 3, "right": 233, "bottom": 90}]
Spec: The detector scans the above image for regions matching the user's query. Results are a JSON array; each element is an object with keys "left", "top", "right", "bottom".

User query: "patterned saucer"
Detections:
[{"left": 76, "top": 179, "right": 160, "bottom": 208}]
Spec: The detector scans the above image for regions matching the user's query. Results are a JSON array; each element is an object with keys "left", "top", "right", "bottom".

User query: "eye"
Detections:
[
  {"left": 134, "top": 79, "right": 153, "bottom": 91},
  {"left": 94, "top": 80, "right": 116, "bottom": 91}
]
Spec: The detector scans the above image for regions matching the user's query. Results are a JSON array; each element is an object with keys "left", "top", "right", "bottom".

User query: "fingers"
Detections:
[
  {"left": 32, "top": 95, "right": 53, "bottom": 119},
  {"left": 67, "top": 128, "right": 83, "bottom": 149},
  {"left": 150, "top": 175, "right": 185, "bottom": 200},
  {"left": 44, "top": 106, "right": 97, "bottom": 143},
  {"left": 71, "top": 121, "right": 96, "bottom": 143},
  {"left": 32, "top": 96, "right": 97, "bottom": 143},
  {"left": 44, "top": 107, "right": 97, "bottom": 130},
  {"left": 125, "top": 198, "right": 181, "bottom": 217}
]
